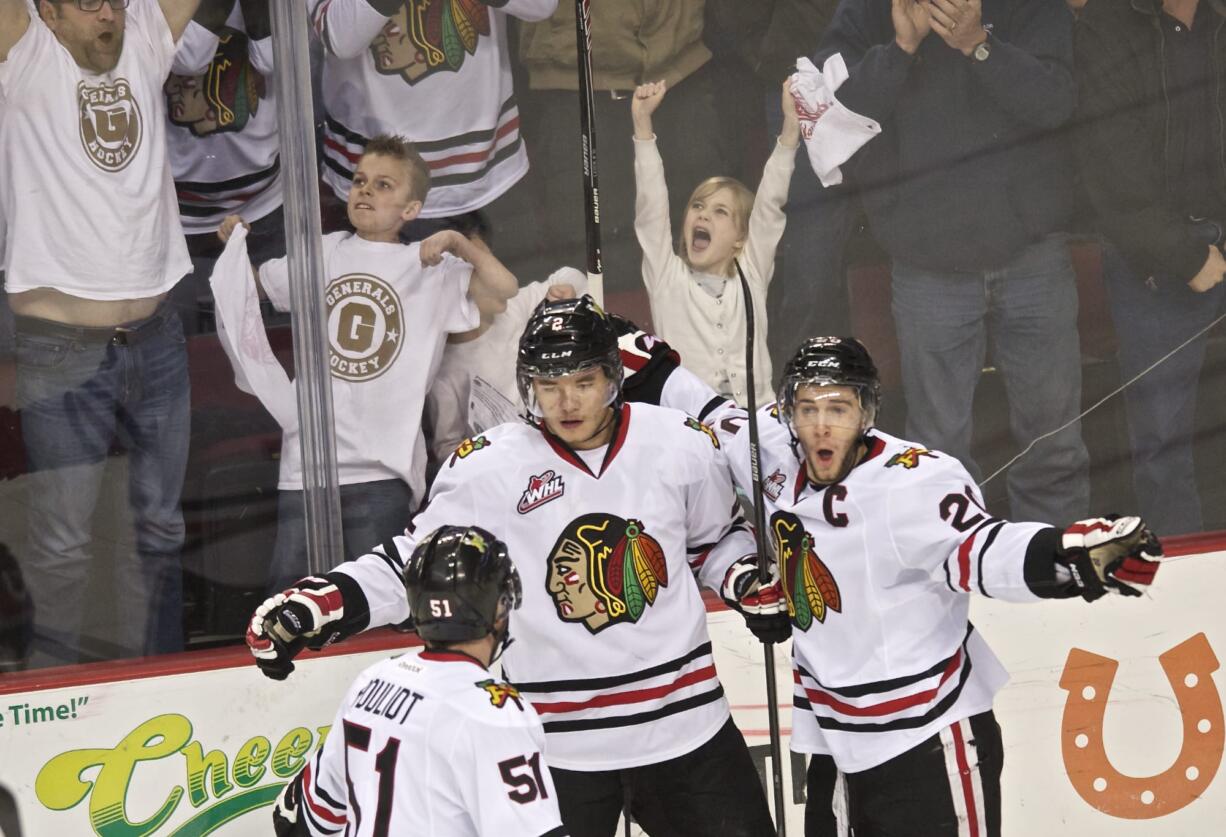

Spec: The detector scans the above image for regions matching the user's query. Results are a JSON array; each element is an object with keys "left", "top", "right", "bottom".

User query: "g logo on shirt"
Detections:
[
  {"left": 324, "top": 273, "right": 404, "bottom": 382},
  {"left": 78, "top": 79, "right": 142, "bottom": 172}
]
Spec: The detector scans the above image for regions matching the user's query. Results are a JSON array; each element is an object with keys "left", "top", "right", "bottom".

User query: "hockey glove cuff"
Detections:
[
  {"left": 1056, "top": 516, "right": 1163, "bottom": 602},
  {"left": 723, "top": 557, "right": 791, "bottom": 644},
  {"left": 246, "top": 576, "right": 346, "bottom": 680},
  {"left": 272, "top": 770, "right": 307, "bottom": 836}
]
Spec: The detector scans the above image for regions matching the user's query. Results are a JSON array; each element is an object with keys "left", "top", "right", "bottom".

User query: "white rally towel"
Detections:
[
  {"left": 209, "top": 225, "right": 298, "bottom": 431},
  {"left": 789, "top": 54, "right": 882, "bottom": 187}
]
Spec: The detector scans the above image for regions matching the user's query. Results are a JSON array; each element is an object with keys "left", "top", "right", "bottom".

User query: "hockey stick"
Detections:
[
  {"left": 574, "top": 0, "right": 604, "bottom": 307},
  {"left": 735, "top": 258, "right": 788, "bottom": 836}
]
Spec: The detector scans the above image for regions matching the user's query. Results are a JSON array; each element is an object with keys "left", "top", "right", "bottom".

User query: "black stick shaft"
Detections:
[
  {"left": 574, "top": 0, "right": 604, "bottom": 305},
  {"left": 735, "top": 258, "right": 788, "bottom": 836}
]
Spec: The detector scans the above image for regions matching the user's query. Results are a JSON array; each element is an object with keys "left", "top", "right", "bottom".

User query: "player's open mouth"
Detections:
[
  {"left": 354, "top": 202, "right": 373, "bottom": 211},
  {"left": 816, "top": 448, "right": 835, "bottom": 465},
  {"left": 691, "top": 227, "right": 711, "bottom": 253},
  {"left": 560, "top": 419, "right": 583, "bottom": 430}
]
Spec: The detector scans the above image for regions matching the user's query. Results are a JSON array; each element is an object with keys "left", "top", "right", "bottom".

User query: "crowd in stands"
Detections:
[{"left": 2, "top": 0, "right": 1225, "bottom": 671}]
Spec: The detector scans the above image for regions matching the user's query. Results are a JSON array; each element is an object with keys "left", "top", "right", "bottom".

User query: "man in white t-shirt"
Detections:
[{"left": 0, "top": 0, "right": 208, "bottom": 666}]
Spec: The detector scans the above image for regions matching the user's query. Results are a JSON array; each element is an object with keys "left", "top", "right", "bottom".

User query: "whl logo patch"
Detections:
[
  {"left": 517, "top": 470, "right": 564, "bottom": 514},
  {"left": 763, "top": 468, "right": 786, "bottom": 502}
]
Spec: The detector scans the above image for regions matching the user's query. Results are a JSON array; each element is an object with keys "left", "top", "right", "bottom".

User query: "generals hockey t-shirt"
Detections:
[
  {"left": 0, "top": 0, "right": 191, "bottom": 298},
  {"left": 260, "top": 231, "right": 479, "bottom": 499}
]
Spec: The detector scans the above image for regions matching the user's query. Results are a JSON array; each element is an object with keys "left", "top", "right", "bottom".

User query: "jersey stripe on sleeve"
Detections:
[{"left": 300, "top": 758, "right": 346, "bottom": 834}]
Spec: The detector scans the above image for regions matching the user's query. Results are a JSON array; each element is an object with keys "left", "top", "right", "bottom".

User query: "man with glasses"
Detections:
[{"left": 0, "top": 0, "right": 227, "bottom": 665}]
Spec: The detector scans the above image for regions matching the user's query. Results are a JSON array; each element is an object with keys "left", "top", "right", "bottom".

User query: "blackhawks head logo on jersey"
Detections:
[
  {"left": 547, "top": 514, "right": 668, "bottom": 634},
  {"left": 772, "top": 512, "right": 842, "bottom": 631},
  {"left": 370, "top": 0, "right": 491, "bottom": 86},
  {"left": 165, "top": 29, "right": 264, "bottom": 138}
]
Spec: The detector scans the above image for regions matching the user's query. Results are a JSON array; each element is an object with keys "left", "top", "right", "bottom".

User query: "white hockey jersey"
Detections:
[
  {"left": 311, "top": 0, "right": 556, "bottom": 217},
  {"left": 258, "top": 231, "right": 479, "bottom": 499},
  {"left": 713, "top": 410, "right": 1053, "bottom": 772},
  {"left": 299, "top": 648, "right": 566, "bottom": 836},
  {"left": 334, "top": 403, "right": 757, "bottom": 771},
  {"left": 166, "top": 12, "right": 281, "bottom": 233}
]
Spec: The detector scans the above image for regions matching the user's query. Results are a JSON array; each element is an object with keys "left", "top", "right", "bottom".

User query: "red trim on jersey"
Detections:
[
  {"left": 324, "top": 136, "right": 361, "bottom": 163},
  {"left": 957, "top": 529, "right": 979, "bottom": 592},
  {"left": 419, "top": 650, "right": 487, "bottom": 668},
  {"left": 793, "top": 649, "right": 963, "bottom": 717},
  {"left": 951, "top": 720, "right": 981, "bottom": 837},
  {"left": 861, "top": 434, "right": 887, "bottom": 462},
  {"left": 540, "top": 404, "right": 631, "bottom": 478},
  {"left": 688, "top": 548, "right": 712, "bottom": 571},
  {"left": 530, "top": 664, "right": 718, "bottom": 715},
  {"left": 302, "top": 761, "right": 346, "bottom": 826},
  {"left": 424, "top": 118, "right": 520, "bottom": 170},
  {"left": 793, "top": 468, "right": 808, "bottom": 504},
  {"left": 312, "top": 0, "right": 333, "bottom": 36}
]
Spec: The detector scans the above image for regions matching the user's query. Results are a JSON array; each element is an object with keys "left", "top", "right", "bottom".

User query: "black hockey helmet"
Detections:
[
  {"left": 404, "top": 525, "right": 522, "bottom": 644},
  {"left": 517, "top": 294, "right": 624, "bottom": 417},
  {"left": 778, "top": 337, "right": 881, "bottom": 430}
]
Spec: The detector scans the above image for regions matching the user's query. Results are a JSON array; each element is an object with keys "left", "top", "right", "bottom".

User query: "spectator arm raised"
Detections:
[
  {"left": 633, "top": 136, "right": 678, "bottom": 296},
  {"left": 0, "top": 0, "right": 30, "bottom": 62},
  {"left": 741, "top": 139, "right": 797, "bottom": 294},
  {"left": 310, "top": 0, "right": 402, "bottom": 59}
]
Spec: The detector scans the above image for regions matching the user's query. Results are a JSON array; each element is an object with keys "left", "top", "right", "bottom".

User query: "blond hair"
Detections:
[
  {"left": 679, "top": 177, "right": 755, "bottom": 272},
  {"left": 361, "top": 134, "right": 431, "bottom": 205}
]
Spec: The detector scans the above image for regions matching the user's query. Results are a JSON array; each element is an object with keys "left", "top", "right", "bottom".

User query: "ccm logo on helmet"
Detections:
[{"left": 539, "top": 350, "right": 574, "bottom": 360}]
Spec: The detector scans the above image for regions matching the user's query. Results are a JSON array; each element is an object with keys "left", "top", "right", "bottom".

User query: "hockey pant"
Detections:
[
  {"left": 550, "top": 717, "right": 776, "bottom": 837},
  {"left": 805, "top": 710, "right": 1003, "bottom": 836}
]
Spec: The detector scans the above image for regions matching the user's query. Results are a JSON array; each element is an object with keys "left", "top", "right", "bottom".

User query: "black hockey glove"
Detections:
[
  {"left": 722, "top": 557, "right": 791, "bottom": 644},
  {"left": 246, "top": 576, "right": 347, "bottom": 680},
  {"left": 272, "top": 770, "right": 308, "bottom": 836},
  {"left": 1056, "top": 516, "right": 1163, "bottom": 602}
]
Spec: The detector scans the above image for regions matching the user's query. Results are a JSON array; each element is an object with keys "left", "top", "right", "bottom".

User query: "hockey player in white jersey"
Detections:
[
  {"left": 644, "top": 335, "right": 1165, "bottom": 836},
  {"left": 270, "top": 524, "right": 567, "bottom": 836},
  {"left": 248, "top": 296, "right": 788, "bottom": 837}
]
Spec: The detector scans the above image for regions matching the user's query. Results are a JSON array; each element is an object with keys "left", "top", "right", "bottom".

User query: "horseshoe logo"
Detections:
[{"left": 1058, "top": 633, "right": 1224, "bottom": 818}]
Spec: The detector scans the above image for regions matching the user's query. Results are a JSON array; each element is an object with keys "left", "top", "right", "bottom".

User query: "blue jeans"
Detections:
[
  {"left": 890, "top": 235, "right": 1090, "bottom": 524},
  {"left": 1102, "top": 246, "right": 1225, "bottom": 535},
  {"left": 15, "top": 306, "right": 191, "bottom": 666},
  {"left": 268, "top": 478, "right": 413, "bottom": 593}
]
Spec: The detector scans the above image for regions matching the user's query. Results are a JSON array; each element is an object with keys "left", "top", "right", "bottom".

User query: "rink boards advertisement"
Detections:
[{"left": 0, "top": 550, "right": 1222, "bottom": 836}]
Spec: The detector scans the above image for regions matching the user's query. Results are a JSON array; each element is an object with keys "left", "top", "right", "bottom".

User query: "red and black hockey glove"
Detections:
[
  {"left": 722, "top": 557, "right": 791, "bottom": 644},
  {"left": 246, "top": 576, "right": 346, "bottom": 680},
  {"left": 1056, "top": 516, "right": 1163, "bottom": 602}
]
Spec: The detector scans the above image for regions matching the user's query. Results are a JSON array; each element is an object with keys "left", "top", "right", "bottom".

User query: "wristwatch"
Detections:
[{"left": 972, "top": 35, "right": 992, "bottom": 62}]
